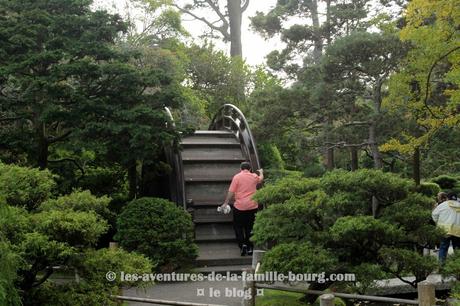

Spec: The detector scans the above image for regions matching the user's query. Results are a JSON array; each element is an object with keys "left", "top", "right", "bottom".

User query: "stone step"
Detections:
[
  {"left": 194, "top": 130, "right": 235, "bottom": 138},
  {"left": 182, "top": 137, "right": 240, "bottom": 146},
  {"left": 185, "top": 177, "right": 231, "bottom": 183},
  {"left": 196, "top": 242, "right": 253, "bottom": 267},
  {"left": 183, "top": 162, "right": 239, "bottom": 181},
  {"left": 195, "top": 223, "right": 236, "bottom": 242},
  {"left": 193, "top": 207, "right": 233, "bottom": 224},
  {"left": 181, "top": 147, "right": 244, "bottom": 161},
  {"left": 185, "top": 182, "right": 230, "bottom": 205}
]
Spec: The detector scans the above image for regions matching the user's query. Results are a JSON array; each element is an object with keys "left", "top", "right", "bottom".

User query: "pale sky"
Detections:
[{"left": 93, "top": 0, "right": 279, "bottom": 66}]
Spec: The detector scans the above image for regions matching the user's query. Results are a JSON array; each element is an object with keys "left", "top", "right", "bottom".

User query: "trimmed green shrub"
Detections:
[
  {"left": 252, "top": 169, "right": 439, "bottom": 292},
  {"left": 258, "top": 143, "right": 285, "bottom": 170},
  {"left": 39, "top": 190, "right": 113, "bottom": 221},
  {"left": 263, "top": 169, "right": 303, "bottom": 185},
  {"left": 415, "top": 182, "right": 441, "bottom": 198},
  {"left": 252, "top": 177, "right": 321, "bottom": 206},
  {"left": 115, "top": 197, "right": 198, "bottom": 272},
  {"left": 261, "top": 242, "right": 338, "bottom": 276},
  {"left": 0, "top": 162, "right": 56, "bottom": 211},
  {"left": 252, "top": 190, "right": 328, "bottom": 246},
  {"left": 0, "top": 238, "right": 21, "bottom": 306},
  {"left": 431, "top": 175, "right": 458, "bottom": 190}
]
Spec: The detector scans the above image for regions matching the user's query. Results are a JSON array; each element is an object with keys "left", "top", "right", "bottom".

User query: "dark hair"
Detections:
[
  {"left": 447, "top": 192, "right": 458, "bottom": 201},
  {"left": 240, "top": 161, "right": 251, "bottom": 171}
]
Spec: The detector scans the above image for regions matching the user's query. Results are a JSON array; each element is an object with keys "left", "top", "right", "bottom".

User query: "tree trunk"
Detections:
[
  {"left": 228, "top": 0, "right": 243, "bottom": 57},
  {"left": 326, "top": 147, "right": 334, "bottom": 170},
  {"left": 128, "top": 160, "right": 138, "bottom": 200},
  {"left": 309, "top": 0, "right": 322, "bottom": 63},
  {"left": 368, "top": 122, "right": 382, "bottom": 169},
  {"left": 350, "top": 147, "right": 359, "bottom": 171},
  {"left": 413, "top": 147, "right": 421, "bottom": 186},
  {"left": 37, "top": 122, "right": 49, "bottom": 169},
  {"left": 369, "top": 78, "right": 384, "bottom": 169}
]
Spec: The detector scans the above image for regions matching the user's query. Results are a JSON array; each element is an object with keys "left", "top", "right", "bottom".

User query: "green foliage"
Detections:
[
  {"left": 33, "top": 209, "right": 108, "bottom": 247},
  {"left": 416, "top": 182, "right": 441, "bottom": 198},
  {"left": 39, "top": 190, "right": 113, "bottom": 222},
  {"left": 253, "top": 169, "right": 440, "bottom": 291},
  {"left": 27, "top": 281, "right": 120, "bottom": 306},
  {"left": 0, "top": 162, "right": 56, "bottom": 211},
  {"left": 0, "top": 163, "right": 151, "bottom": 305},
  {"left": 256, "top": 290, "right": 307, "bottom": 306},
  {"left": 321, "top": 169, "right": 411, "bottom": 207},
  {"left": 262, "top": 169, "right": 303, "bottom": 185},
  {"left": 76, "top": 166, "right": 127, "bottom": 197},
  {"left": 0, "top": 238, "right": 21, "bottom": 306},
  {"left": 258, "top": 143, "right": 285, "bottom": 170},
  {"left": 76, "top": 248, "right": 154, "bottom": 287},
  {"left": 115, "top": 197, "right": 198, "bottom": 272},
  {"left": 180, "top": 42, "right": 251, "bottom": 118},
  {"left": 252, "top": 191, "right": 328, "bottom": 246},
  {"left": 379, "top": 248, "right": 437, "bottom": 285},
  {"left": 443, "top": 253, "right": 460, "bottom": 299},
  {"left": 252, "top": 177, "right": 321, "bottom": 207},
  {"left": 261, "top": 242, "right": 338, "bottom": 276},
  {"left": 0, "top": 205, "right": 31, "bottom": 244},
  {"left": 431, "top": 175, "right": 459, "bottom": 190}
]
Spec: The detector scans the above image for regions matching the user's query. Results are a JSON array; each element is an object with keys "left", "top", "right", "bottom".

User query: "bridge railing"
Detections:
[
  {"left": 164, "top": 107, "right": 186, "bottom": 208},
  {"left": 209, "top": 104, "right": 261, "bottom": 171}
]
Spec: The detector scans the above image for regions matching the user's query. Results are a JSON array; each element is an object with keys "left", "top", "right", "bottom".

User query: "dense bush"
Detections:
[
  {"left": 415, "top": 182, "right": 441, "bottom": 198},
  {"left": 29, "top": 248, "right": 153, "bottom": 306},
  {"left": 0, "top": 165, "right": 152, "bottom": 306},
  {"left": 252, "top": 176, "right": 321, "bottom": 206},
  {"left": 258, "top": 142, "right": 285, "bottom": 170},
  {"left": 253, "top": 169, "right": 442, "bottom": 292},
  {"left": 0, "top": 162, "right": 56, "bottom": 211},
  {"left": 443, "top": 253, "right": 460, "bottom": 300},
  {"left": 0, "top": 236, "right": 21, "bottom": 306},
  {"left": 262, "top": 169, "right": 303, "bottom": 185},
  {"left": 115, "top": 197, "right": 198, "bottom": 272},
  {"left": 431, "top": 175, "right": 458, "bottom": 190}
]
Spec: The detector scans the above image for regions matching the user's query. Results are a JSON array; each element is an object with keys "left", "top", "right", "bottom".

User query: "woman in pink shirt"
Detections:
[{"left": 221, "top": 162, "right": 264, "bottom": 256}]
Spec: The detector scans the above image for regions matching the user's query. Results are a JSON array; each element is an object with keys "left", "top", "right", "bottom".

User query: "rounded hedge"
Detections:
[
  {"left": 114, "top": 197, "right": 197, "bottom": 272},
  {"left": 416, "top": 182, "right": 441, "bottom": 198}
]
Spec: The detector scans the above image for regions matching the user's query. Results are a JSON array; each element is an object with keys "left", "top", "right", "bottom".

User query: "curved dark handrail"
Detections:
[
  {"left": 209, "top": 104, "right": 261, "bottom": 171},
  {"left": 164, "top": 107, "right": 186, "bottom": 208}
]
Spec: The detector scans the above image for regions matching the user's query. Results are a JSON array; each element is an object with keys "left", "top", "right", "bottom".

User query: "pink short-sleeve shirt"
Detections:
[{"left": 228, "top": 169, "right": 262, "bottom": 210}]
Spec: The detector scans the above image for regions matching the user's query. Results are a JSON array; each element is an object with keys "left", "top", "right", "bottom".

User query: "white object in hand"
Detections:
[{"left": 217, "top": 204, "right": 231, "bottom": 214}]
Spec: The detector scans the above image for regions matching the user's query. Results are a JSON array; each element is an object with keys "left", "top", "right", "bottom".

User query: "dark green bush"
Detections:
[
  {"left": 252, "top": 169, "right": 440, "bottom": 292},
  {"left": 442, "top": 253, "right": 460, "bottom": 300},
  {"left": 0, "top": 162, "right": 56, "bottom": 211},
  {"left": 252, "top": 176, "right": 321, "bottom": 206},
  {"left": 415, "top": 182, "right": 441, "bottom": 198},
  {"left": 431, "top": 175, "right": 458, "bottom": 190},
  {"left": 115, "top": 197, "right": 198, "bottom": 272},
  {"left": 258, "top": 142, "right": 285, "bottom": 170},
  {"left": 77, "top": 166, "right": 126, "bottom": 196},
  {"left": 252, "top": 190, "right": 328, "bottom": 246},
  {"left": 261, "top": 242, "right": 338, "bottom": 276},
  {"left": 263, "top": 169, "right": 303, "bottom": 185}
]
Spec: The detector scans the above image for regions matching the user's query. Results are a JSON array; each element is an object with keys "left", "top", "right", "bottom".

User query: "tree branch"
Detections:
[
  {"left": 32, "top": 267, "right": 53, "bottom": 288},
  {"left": 0, "top": 116, "right": 22, "bottom": 122},
  {"left": 48, "top": 158, "right": 85, "bottom": 178},
  {"left": 172, "top": 3, "right": 229, "bottom": 38},
  {"left": 47, "top": 130, "right": 72, "bottom": 144},
  {"left": 423, "top": 46, "right": 460, "bottom": 119},
  {"left": 241, "top": 0, "right": 250, "bottom": 12},
  {"left": 204, "top": 0, "right": 229, "bottom": 27}
]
